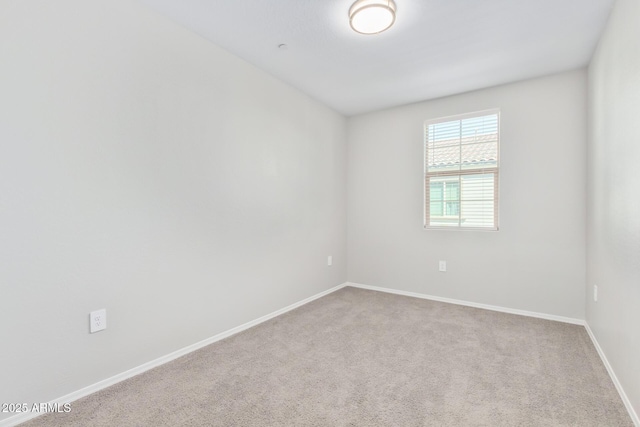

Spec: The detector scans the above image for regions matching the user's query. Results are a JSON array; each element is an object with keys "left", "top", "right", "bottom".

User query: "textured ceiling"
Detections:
[{"left": 137, "top": 0, "right": 614, "bottom": 116}]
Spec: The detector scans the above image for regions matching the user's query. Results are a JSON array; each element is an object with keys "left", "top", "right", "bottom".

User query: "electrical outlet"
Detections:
[
  {"left": 439, "top": 260, "right": 447, "bottom": 272},
  {"left": 594, "top": 285, "right": 598, "bottom": 302},
  {"left": 327, "top": 256, "right": 332, "bottom": 266},
  {"left": 90, "top": 309, "right": 107, "bottom": 333}
]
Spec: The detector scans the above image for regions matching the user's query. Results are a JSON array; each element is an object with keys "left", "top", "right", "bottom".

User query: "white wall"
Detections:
[
  {"left": 347, "top": 70, "right": 587, "bottom": 319},
  {"left": 0, "top": 0, "right": 346, "bottom": 419},
  {"left": 587, "top": 0, "right": 640, "bottom": 418}
]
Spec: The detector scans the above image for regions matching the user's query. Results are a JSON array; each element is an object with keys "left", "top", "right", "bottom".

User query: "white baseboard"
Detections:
[
  {"left": 584, "top": 322, "right": 640, "bottom": 426},
  {"left": 0, "top": 282, "right": 348, "bottom": 427},
  {"left": 347, "top": 282, "right": 585, "bottom": 325},
  {"left": 7, "top": 282, "right": 634, "bottom": 427}
]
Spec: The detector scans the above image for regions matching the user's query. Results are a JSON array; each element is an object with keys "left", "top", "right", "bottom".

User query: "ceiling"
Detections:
[{"left": 137, "top": 0, "right": 614, "bottom": 116}]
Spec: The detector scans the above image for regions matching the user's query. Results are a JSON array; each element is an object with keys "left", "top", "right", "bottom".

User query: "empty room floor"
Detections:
[{"left": 21, "top": 287, "right": 632, "bottom": 426}]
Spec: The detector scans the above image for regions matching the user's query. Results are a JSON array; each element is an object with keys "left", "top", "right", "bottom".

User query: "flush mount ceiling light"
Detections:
[{"left": 349, "top": 0, "right": 397, "bottom": 35}]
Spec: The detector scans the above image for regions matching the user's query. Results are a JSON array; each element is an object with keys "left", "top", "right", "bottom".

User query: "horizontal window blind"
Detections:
[{"left": 424, "top": 110, "right": 500, "bottom": 230}]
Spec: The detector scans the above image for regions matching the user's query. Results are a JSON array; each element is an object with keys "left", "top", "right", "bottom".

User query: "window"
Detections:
[{"left": 424, "top": 110, "right": 499, "bottom": 230}]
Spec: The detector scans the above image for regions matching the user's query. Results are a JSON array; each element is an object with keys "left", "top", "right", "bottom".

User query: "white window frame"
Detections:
[{"left": 423, "top": 109, "right": 500, "bottom": 231}]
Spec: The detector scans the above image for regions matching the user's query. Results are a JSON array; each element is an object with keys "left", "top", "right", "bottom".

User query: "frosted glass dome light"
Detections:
[{"left": 349, "top": 0, "right": 397, "bottom": 35}]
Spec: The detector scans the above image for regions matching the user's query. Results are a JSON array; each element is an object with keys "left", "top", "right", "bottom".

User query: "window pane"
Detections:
[
  {"left": 460, "top": 138, "right": 498, "bottom": 170},
  {"left": 460, "top": 173, "right": 495, "bottom": 228},
  {"left": 460, "top": 114, "right": 498, "bottom": 170},
  {"left": 428, "top": 121, "right": 460, "bottom": 143},
  {"left": 461, "top": 200, "right": 495, "bottom": 228},
  {"left": 446, "top": 201, "right": 460, "bottom": 216},
  {"left": 444, "top": 181, "right": 459, "bottom": 216},
  {"left": 427, "top": 114, "right": 498, "bottom": 173},
  {"left": 444, "top": 181, "right": 459, "bottom": 199},
  {"left": 427, "top": 121, "right": 461, "bottom": 173},
  {"left": 429, "top": 182, "right": 443, "bottom": 216},
  {"left": 460, "top": 114, "right": 498, "bottom": 139},
  {"left": 427, "top": 146, "right": 460, "bottom": 172}
]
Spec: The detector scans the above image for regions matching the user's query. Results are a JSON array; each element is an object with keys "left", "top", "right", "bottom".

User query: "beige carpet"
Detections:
[{"left": 21, "top": 287, "right": 632, "bottom": 426}]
